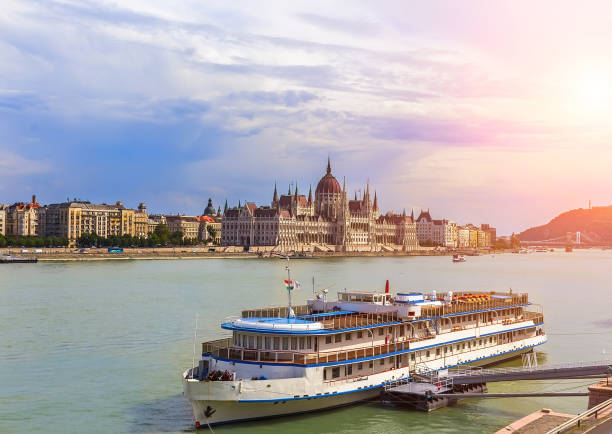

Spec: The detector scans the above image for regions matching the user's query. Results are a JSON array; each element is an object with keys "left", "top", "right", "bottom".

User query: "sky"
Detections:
[{"left": 2, "top": 0, "right": 612, "bottom": 234}]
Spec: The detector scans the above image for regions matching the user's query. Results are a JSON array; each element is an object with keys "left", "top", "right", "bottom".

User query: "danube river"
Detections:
[{"left": 1, "top": 250, "right": 611, "bottom": 433}]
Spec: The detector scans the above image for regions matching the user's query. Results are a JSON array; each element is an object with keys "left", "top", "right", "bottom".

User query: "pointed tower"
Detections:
[
  {"left": 364, "top": 182, "right": 370, "bottom": 206},
  {"left": 273, "top": 182, "right": 279, "bottom": 204},
  {"left": 224, "top": 199, "right": 228, "bottom": 214},
  {"left": 217, "top": 206, "right": 221, "bottom": 216},
  {"left": 410, "top": 209, "right": 414, "bottom": 221},
  {"left": 373, "top": 191, "right": 378, "bottom": 211},
  {"left": 288, "top": 184, "right": 292, "bottom": 195},
  {"left": 294, "top": 182, "right": 299, "bottom": 198},
  {"left": 308, "top": 185, "right": 312, "bottom": 205},
  {"left": 354, "top": 191, "right": 357, "bottom": 201},
  {"left": 402, "top": 208, "right": 407, "bottom": 217},
  {"left": 238, "top": 200, "right": 241, "bottom": 208},
  {"left": 327, "top": 155, "right": 332, "bottom": 175}
]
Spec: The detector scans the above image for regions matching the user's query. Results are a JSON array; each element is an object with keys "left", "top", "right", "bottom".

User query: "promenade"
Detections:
[{"left": 1, "top": 246, "right": 497, "bottom": 261}]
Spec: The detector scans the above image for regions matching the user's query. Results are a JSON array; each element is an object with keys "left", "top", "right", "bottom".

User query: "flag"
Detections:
[
  {"left": 284, "top": 280, "right": 294, "bottom": 290},
  {"left": 294, "top": 281, "right": 302, "bottom": 290}
]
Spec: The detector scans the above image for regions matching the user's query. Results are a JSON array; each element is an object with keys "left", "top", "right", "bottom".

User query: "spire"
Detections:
[
  {"left": 224, "top": 199, "right": 228, "bottom": 213},
  {"left": 410, "top": 208, "right": 414, "bottom": 220},
  {"left": 373, "top": 191, "right": 378, "bottom": 210},
  {"left": 354, "top": 191, "right": 357, "bottom": 201},
  {"left": 288, "top": 184, "right": 292, "bottom": 195},
  {"left": 326, "top": 156, "right": 331, "bottom": 175},
  {"left": 363, "top": 183, "right": 370, "bottom": 204},
  {"left": 294, "top": 182, "right": 298, "bottom": 199},
  {"left": 273, "top": 182, "right": 278, "bottom": 203},
  {"left": 217, "top": 206, "right": 221, "bottom": 216},
  {"left": 238, "top": 200, "right": 241, "bottom": 208},
  {"left": 402, "top": 208, "right": 406, "bottom": 217},
  {"left": 343, "top": 176, "right": 346, "bottom": 193},
  {"left": 308, "top": 185, "right": 312, "bottom": 205}
]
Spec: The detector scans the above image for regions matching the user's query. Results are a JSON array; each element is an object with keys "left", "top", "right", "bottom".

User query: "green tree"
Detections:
[{"left": 206, "top": 225, "right": 217, "bottom": 243}]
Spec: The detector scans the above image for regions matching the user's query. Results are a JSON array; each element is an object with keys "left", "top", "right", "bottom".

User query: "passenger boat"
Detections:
[
  {"left": 183, "top": 265, "right": 547, "bottom": 428},
  {"left": 452, "top": 254, "right": 466, "bottom": 263}
]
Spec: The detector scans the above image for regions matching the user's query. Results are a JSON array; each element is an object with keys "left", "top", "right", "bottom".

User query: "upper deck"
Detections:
[{"left": 229, "top": 291, "right": 531, "bottom": 334}]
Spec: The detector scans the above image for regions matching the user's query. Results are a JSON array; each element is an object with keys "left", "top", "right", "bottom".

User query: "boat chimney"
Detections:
[{"left": 385, "top": 280, "right": 389, "bottom": 294}]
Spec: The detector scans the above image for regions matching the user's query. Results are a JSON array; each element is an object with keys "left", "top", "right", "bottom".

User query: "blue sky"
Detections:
[{"left": 2, "top": 0, "right": 612, "bottom": 234}]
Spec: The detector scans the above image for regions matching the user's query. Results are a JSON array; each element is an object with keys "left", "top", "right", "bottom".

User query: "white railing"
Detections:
[{"left": 545, "top": 397, "right": 612, "bottom": 434}]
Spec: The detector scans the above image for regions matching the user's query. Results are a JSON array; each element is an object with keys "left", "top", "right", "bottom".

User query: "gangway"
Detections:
[{"left": 446, "top": 360, "right": 612, "bottom": 385}]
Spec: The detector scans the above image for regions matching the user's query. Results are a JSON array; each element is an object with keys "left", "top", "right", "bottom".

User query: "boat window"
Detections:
[
  {"left": 479, "top": 339, "right": 482, "bottom": 346},
  {"left": 233, "top": 332, "right": 239, "bottom": 346},
  {"left": 388, "top": 327, "right": 393, "bottom": 334},
  {"left": 291, "top": 337, "right": 298, "bottom": 350},
  {"left": 323, "top": 369, "right": 327, "bottom": 380},
  {"left": 410, "top": 353, "right": 415, "bottom": 361},
  {"left": 334, "top": 334, "right": 341, "bottom": 343},
  {"left": 357, "top": 331, "right": 363, "bottom": 339},
  {"left": 299, "top": 337, "right": 305, "bottom": 350},
  {"left": 444, "top": 347, "right": 448, "bottom": 354},
  {"left": 282, "top": 337, "right": 289, "bottom": 350},
  {"left": 325, "top": 336, "right": 332, "bottom": 344},
  {"left": 436, "top": 348, "right": 440, "bottom": 356},
  {"left": 399, "top": 326, "right": 405, "bottom": 337},
  {"left": 358, "top": 363, "right": 363, "bottom": 370},
  {"left": 265, "top": 336, "right": 271, "bottom": 350},
  {"left": 378, "top": 328, "right": 384, "bottom": 336},
  {"left": 426, "top": 350, "right": 430, "bottom": 358},
  {"left": 379, "top": 358, "right": 385, "bottom": 366},
  {"left": 274, "top": 337, "right": 280, "bottom": 350},
  {"left": 332, "top": 367, "right": 340, "bottom": 379},
  {"left": 249, "top": 336, "right": 255, "bottom": 349},
  {"left": 346, "top": 365, "right": 353, "bottom": 376},
  {"left": 241, "top": 335, "right": 247, "bottom": 348},
  {"left": 257, "top": 336, "right": 262, "bottom": 349},
  {"left": 345, "top": 333, "right": 351, "bottom": 341},
  {"left": 307, "top": 336, "right": 312, "bottom": 348}
]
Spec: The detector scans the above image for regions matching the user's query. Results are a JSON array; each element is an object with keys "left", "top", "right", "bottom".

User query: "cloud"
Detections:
[
  {"left": 298, "top": 12, "right": 381, "bottom": 36},
  {"left": 0, "top": 150, "right": 50, "bottom": 176}
]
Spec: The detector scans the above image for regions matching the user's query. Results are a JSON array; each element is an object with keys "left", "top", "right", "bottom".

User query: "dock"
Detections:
[
  {"left": 0, "top": 255, "right": 38, "bottom": 264},
  {"left": 383, "top": 360, "right": 612, "bottom": 412}
]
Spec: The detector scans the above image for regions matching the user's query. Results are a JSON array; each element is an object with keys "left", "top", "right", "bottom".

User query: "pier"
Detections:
[{"left": 383, "top": 360, "right": 612, "bottom": 412}]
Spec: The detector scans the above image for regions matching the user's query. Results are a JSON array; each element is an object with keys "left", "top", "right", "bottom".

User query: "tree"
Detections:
[{"left": 206, "top": 225, "right": 217, "bottom": 243}]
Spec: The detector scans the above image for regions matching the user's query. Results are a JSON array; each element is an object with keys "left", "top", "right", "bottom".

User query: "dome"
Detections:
[
  {"left": 203, "top": 198, "right": 216, "bottom": 216},
  {"left": 315, "top": 159, "right": 341, "bottom": 194},
  {"left": 316, "top": 173, "right": 341, "bottom": 194}
]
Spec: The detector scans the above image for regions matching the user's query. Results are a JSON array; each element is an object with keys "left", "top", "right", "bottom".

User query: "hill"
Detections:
[{"left": 519, "top": 205, "right": 612, "bottom": 244}]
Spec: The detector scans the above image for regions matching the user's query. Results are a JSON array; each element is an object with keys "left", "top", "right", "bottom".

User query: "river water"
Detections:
[{"left": 1, "top": 250, "right": 611, "bottom": 433}]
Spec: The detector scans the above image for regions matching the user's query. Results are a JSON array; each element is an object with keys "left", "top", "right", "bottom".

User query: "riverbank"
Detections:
[{"left": 1, "top": 246, "right": 504, "bottom": 261}]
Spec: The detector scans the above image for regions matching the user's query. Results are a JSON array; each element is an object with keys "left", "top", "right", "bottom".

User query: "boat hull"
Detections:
[
  {"left": 184, "top": 345, "right": 538, "bottom": 427},
  {"left": 187, "top": 388, "right": 380, "bottom": 427}
]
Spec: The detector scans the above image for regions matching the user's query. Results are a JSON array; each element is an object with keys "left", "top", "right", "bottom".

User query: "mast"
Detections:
[{"left": 286, "top": 256, "right": 292, "bottom": 318}]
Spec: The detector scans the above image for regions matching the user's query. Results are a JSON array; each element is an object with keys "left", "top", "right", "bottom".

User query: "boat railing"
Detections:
[
  {"left": 420, "top": 294, "right": 529, "bottom": 318},
  {"left": 242, "top": 305, "right": 311, "bottom": 319},
  {"left": 201, "top": 314, "right": 545, "bottom": 365},
  {"left": 319, "top": 311, "right": 400, "bottom": 330}
]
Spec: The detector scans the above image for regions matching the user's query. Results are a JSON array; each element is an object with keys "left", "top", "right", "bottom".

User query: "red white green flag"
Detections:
[{"left": 284, "top": 280, "right": 301, "bottom": 291}]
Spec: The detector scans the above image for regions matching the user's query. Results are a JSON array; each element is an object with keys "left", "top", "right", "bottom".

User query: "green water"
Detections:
[{"left": 1, "top": 251, "right": 611, "bottom": 433}]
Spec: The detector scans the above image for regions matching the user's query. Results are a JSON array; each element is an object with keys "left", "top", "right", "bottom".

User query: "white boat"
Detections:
[
  {"left": 452, "top": 254, "right": 466, "bottom": 263},
  {"left": 183, "top": 267, "right": 547, "bottom": 427}
]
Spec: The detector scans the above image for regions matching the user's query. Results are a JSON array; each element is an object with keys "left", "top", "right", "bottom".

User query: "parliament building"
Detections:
[{"left": 221, "top": 159, "right": 419, "bottom": 252}]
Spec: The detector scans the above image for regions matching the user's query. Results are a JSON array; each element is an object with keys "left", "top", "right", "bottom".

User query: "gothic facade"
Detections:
[{"left": 221, "top": 160, "right": 418, "bottom": 252}]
